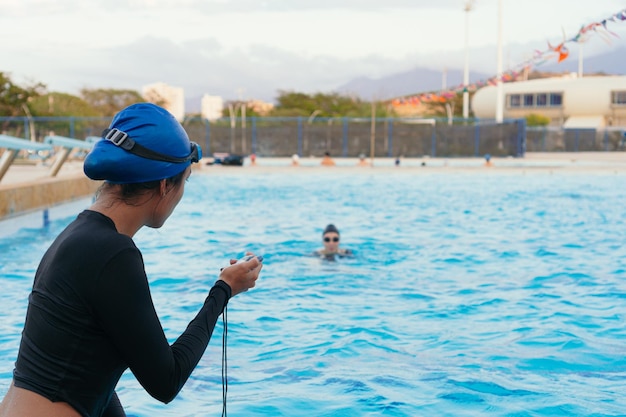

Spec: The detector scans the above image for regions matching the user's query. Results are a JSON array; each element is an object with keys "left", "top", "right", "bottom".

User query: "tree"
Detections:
[
  {"left": 0, "top": 72, "right": 46, "bottom": 117},
  {"left": 220, "top": 100, "right": 265, "bottom": 118},
  {"left": 526, "top": 113, "right": 550, "bottom": 126},
  {"left": 422, "top": 91, "right": 471, "bottom": 120},
  {"left": 270, "top": 91, "right": 372, "bottom": 118},
  {"left": 29, "top": 92, "right": 99, "bottom": 117},
  {"left": 80, "top": 88, "right": 144, "bottom": 117},
  {"left": 26, "top": 92, "right": 102, "bottom": 139}
]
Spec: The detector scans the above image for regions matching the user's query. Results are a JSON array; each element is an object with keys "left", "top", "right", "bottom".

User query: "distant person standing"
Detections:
[
  {"left": 484, "top": 153, "right": 493, "bottom": 167},
  {"left": 321, "top": 152, "right": 336, "bottom": 166},
  {"left": 291, "top": 154, "right": 300, "bottom": 167}
]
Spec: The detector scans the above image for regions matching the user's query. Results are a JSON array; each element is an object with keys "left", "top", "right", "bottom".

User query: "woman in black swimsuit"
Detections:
[{"left": 0, "top": 103, "right": 262, "bottom": 417}]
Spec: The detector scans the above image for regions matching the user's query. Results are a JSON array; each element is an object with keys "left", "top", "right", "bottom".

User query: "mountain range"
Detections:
[
  {"left": 185, "top": 45, "right": 626, "bottom": 112},
  {"left": 335, "top": 45, "right": 626, "bottom": 101},
  {"left": 335, "top": 67, "right": 490, "bottom": 101}
]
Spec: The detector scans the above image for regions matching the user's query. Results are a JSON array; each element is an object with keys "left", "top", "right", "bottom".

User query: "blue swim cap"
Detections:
[{"left": 84, "top": 103, "right": 201, "bottom": 184}]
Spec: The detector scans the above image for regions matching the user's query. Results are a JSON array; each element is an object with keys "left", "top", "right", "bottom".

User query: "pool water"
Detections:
[{"left": 1, "top": 171, "right": 626, "bottom": 416}]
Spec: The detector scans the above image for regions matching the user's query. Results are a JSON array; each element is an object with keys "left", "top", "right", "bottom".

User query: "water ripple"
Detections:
[{"left": 1, "top": 173, "right": 626, "bottom": 416}]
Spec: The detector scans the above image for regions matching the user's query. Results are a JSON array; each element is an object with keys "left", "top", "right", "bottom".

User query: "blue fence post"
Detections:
[
  {"left": 387, "top": 118, "right": 393, "bottom": 157},
  {"left": 343, "top": 117, "right": 348, "bottom": 156},
  {"left": 251, "top": 117, "right": 257, "bottom": 153},
  {"left": 297, "top": 117, "right": 303, "bottom": 156},
  {"left": 43, "top": 209, "right": 50, "bottom": 228},
  {"left": 23, "top": 118, "right": 28, "bottom": 140}
]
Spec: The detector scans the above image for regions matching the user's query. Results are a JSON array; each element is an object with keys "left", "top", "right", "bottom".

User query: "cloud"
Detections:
[
  {"left": 1, "top": 0, "right": 462, "bottom": 17},
  {"left": 101, "top": 0, "right": 461, "bottom": 13},
  {"left": 11, "top": 28, "right": 624, "bottom": 107},
  {"left": 35, "top": 35, "right": 410, "bottom": 102},
  {"left": 3, "top": 0, "right": 626, "bottom": 107}
]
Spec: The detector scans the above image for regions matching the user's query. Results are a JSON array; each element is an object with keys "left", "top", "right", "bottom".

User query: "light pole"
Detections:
[
  {"left": 495, "top": 0, "right": 504, "bottom": 123},
  {"left": 21, "top": 103, "right": 36, "bottom": 142},
  {"left": 305, "top": 110, "right": 321, "bottom": 155},
  {"left": 370, "top": 101, "right": 376, "bottom": 165},
  {"left": 308, "top": 109, "right": 321, "bottom": 124},
  {"left": 442, "top": 66, "right": 452, "bottom": 125},
  {"left": 326, "top": 118, "right": 333, "bottom": 151},
  {"left": 463, "top": 0, "right": 474, "bottom": 119},
  {"left": 578, "top": 43, "right": 584, "bottom": 78},
  {"left": 384, "top": 102, "right": 393, "bottom": 155},
  {"left": 241, "top": 103, "right": 246, "bottom": 154},
  {"left": 228, "top": 102, "right": 242, "bottom": 154}
]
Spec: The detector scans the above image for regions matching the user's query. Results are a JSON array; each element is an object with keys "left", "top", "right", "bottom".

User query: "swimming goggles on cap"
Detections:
[{"left": 102, "top": 128, "right": 201, "bottom": 163}]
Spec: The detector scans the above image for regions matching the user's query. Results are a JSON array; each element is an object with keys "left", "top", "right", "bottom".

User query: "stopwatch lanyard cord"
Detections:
[{"left": 221, "top": 305, "right": 228, "bottom": 417}]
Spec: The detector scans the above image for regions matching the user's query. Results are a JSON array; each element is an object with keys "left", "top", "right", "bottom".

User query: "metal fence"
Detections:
[
  {"left": 526, "top": 126, "right": 626, "bottom": 152},
  {"left": 185, "top": 117, "right": 527, "bottom": 158},
  {"left": 0, "top": 116, "right": 532, "bottom": 158},
  {"left": 5, "top": 116, "right": 625, "bottom": 156}
]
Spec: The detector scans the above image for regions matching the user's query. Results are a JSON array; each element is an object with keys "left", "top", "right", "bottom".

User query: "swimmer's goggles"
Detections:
[{"left": 103, "top": 128, "right": 201, "bottom": 164}]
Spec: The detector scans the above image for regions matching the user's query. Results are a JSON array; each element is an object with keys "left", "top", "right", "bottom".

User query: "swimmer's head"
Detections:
[
  {"left": 322, "top": 224, "right": 340, "bottom": 251},
  {"left": 323, "top": 224, "right": 339, "bottom": 236},
  {"left": 484, "top": 153, "right": 491, "bottom": 161},
  {"left": 84, "top": 103, "right": 201, "bottom": 184}
]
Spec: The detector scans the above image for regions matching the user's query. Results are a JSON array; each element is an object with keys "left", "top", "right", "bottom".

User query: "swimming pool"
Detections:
[{"left": 1, "top": 171, "right": 625, "bottom": 416}]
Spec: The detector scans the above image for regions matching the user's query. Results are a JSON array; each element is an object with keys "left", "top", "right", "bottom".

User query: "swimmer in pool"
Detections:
[
  {"left": 356, "top": 153, "right": 370, "bottom": 167},
  {"left": 320, "top": 152, "right": 336, "bottom": 166},
  {"left": 0, "top": 103, "right": 262, "bottom": 417},
  {"left": 484, "top": 153, "right": 494, "bottom": 167},
  {"left": 313, "top": 224, "right": 353, "bottom": 260}
]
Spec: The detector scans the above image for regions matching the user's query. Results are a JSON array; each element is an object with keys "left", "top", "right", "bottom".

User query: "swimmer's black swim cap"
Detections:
[
  {"left": 84, "top": 103, "right": 201, "bottom": 184},
  {"left": 323, "top": 224, "right": 339, "bottom": 235}
]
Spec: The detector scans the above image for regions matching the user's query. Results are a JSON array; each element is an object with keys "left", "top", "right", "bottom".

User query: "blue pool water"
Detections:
[{"left": 1, "top": 171, "right": 626, "bottom": 416}]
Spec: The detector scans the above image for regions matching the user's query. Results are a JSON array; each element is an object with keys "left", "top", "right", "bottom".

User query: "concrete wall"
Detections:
[{"left": 0, "top": 176, "right": 100, "bottom": 220}]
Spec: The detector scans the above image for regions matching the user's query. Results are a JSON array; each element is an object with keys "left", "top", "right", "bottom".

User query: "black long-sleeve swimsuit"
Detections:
[{"left": 12, "top": 210, "right": 231, "bottom": 417}]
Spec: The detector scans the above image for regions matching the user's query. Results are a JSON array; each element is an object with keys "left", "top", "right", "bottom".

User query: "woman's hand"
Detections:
[{"left": 218, "top": 253, "right": 263, "bottom": 297}]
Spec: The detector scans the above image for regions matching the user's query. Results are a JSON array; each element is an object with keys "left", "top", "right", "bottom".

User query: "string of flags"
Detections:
[{"left": 391, "top": 8, "right": 626, "bottom": 107}]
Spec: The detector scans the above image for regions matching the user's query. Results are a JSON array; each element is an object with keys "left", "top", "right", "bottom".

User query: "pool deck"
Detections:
[
  {"left": 2, "top": 152, "right": 626, "bottom": 186},
  {"left": 0, "top": 160, "right": 100, "bottom": 221},
  {"left": 201, "top": 152, "right": 626, "bottom": 173},
  {"left": 1, "top": 152, "right": 625, "bottom": 221}
]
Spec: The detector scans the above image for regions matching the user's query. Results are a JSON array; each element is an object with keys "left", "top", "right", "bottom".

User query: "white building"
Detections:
[
  {"left": 471, "top": 75, "right": 626, "bottom": 128},
  {"left": 201, "top": 95, "right": 224, "bottom": 121},
  {"left": 142, "top": 82, "right": 185, "bottom": 121}
]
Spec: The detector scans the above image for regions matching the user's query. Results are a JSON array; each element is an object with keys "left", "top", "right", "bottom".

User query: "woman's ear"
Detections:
[{"left": 159, "top": 179, "right": 168, "bottom": 197}]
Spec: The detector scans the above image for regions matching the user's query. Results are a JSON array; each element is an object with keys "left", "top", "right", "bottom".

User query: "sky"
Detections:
[{"left": 2, "top": 0, "right": 626, "bottom": 104}]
